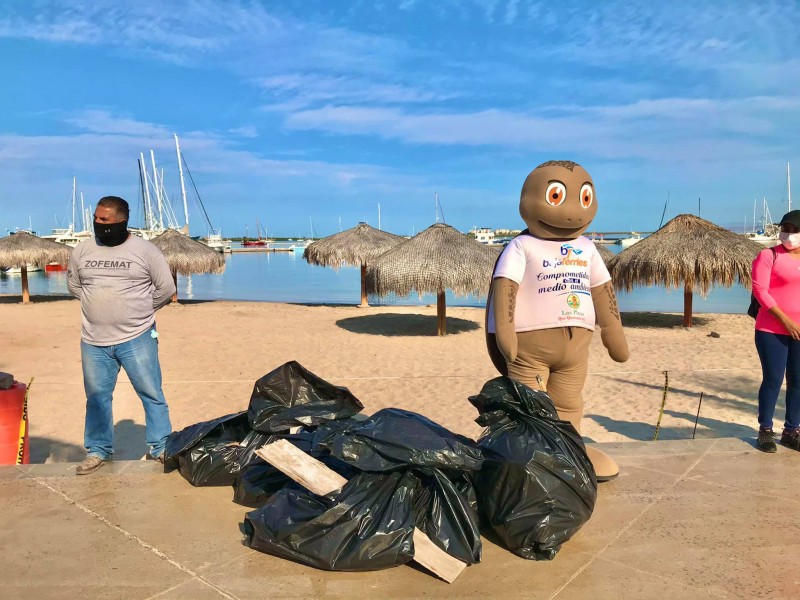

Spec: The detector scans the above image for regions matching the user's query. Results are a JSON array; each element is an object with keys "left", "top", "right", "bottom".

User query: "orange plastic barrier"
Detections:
[{"left": 0, "top": 382, "right": 29, "bottom": 465}]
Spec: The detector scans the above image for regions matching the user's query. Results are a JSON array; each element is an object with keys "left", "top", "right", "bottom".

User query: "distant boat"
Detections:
[
  {"left": 3, "top": 265, "right": 43, "bottom": 274},
  {"left": 291, "top": 239, "right": 311, "bottom": 252},
  {"left": 617, "top": 232, "right": 642, "bottom": 247},
  {"left": 204, "top": 233, "right": 232, "bottom": 253},
  {"left": 242, "top": 218, "right": 272, "bottom": 247},
  {"left": 743, "top": 197, "right": 779, "bottom": 246},
  {"left": 40, "top": 177, "right": 94, "bottom": 247}
]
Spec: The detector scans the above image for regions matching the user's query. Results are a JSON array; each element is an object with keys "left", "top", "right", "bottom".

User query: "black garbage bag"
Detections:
[
  {"left": 411, "top": 469, "right": 482, "bottom": 564},
  {"left": 322, "top": 408, "right": 484, "bottom": 472},
  {"left": 233, "top": 452, "right": 359, "bottom": 508},
  {"left": 232, "top": 417, "right": 366, "bottom": 507},
  {"left": 319, "top": 408, "right": 483, "bottom": 564},
  {"left": 164, "top": 412, "right": 277, "bottom": 486},
  {"left": 247, "top": 361, "right": 364, "bottom": 433},
  {"left": 243, "top": 471, "right": 417, "bottom": 571},
  {"left": 469, "top": 377, "right": 597, "bottom": 560}
]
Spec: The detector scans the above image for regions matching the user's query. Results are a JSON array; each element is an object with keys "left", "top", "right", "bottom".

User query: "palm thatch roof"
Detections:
[
  {"left": 303, "top": 222, "right": 403, "bottom": 269},
  {"left": 0, "top": 232, "right": 71, "bottom": 269},
  {"left": 366, "top": 223, "right": 498, "bottom": 335},
  {"left": 367, "top": 223, "right": 498, "bottom": 297},
  {"left": 594, "top": 242, "right": 614, "bottom": 263},
  {"left": 150, "top": 229, "right": 225, "bottom": 276},
  {"left": 607, "top": 214, "right": 763, "bottom": 326},
  {"left": 0, "top": 231, "right": 72, "bottom": 304},
  {"left": 607, "top": 214, "right": 762, "bottom": 294}
]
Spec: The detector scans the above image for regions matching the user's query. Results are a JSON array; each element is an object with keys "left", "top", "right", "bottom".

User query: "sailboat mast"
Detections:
[
  {"left": 140, "top": 152, "right": 153, "bottom": 230},
  {"left": 80, "top": 192, "right": 85, "bottom": 231},
  {"left": 175, "top": 134, "right": 189, "bottom": 231},
  {"left": 150, "top": 150, "right": 164, "bottom": 231},
  {"left": 71, "top": 176, "right": 77, "bottom": 234},
  {"left": 788, "top": 162, "right": 792, "bottom": 212}
]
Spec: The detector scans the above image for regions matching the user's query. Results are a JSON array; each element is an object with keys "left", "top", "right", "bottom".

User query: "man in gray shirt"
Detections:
[{"left": 67, "top": 196, "right": 176, "bottom": 474}]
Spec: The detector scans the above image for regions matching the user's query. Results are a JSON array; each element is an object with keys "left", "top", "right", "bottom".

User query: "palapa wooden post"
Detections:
[
  {"left": 255, "top": 440, "right": 467, "bottom": 583},
  {"left": 437, "top": 291, "right": 446, "bottom": 336},
  {"left": 683, "top": 284, "right": 693, "bottom": 327},
  {"left": 360, "top": 263, "right": 368, "bottom": 307},
  {"left": 21, "top": 266, "right": 30, "bottom": 304},
  {"left": 171, "top": 271, "right": 178, "bottom": 303}
]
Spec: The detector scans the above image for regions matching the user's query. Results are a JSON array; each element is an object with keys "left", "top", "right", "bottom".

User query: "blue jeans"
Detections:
[
  {"left": 755, "top": 330, "right": 800, "bottom": 430},
  {"left": 81, "top": 327, "right": 172, "bottom": 459}
]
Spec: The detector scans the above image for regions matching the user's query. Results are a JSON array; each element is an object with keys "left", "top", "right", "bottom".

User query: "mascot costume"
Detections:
[{"left": 486, "top": 160, "right": 629, "bottom": 481}]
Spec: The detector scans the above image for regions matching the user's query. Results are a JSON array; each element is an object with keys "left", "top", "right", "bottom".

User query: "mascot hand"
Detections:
[
  {"left": 591, "top": 281, "right": 629, "bottom": 363},
  {"left": 496, "top": 328, "right": 518, "bottom": 364},
  {"left": 601, "top": 326, "right": 630, "bottom": 363},
  {"left": 493, "top": 277, "right": 519, "bottom": 364}
]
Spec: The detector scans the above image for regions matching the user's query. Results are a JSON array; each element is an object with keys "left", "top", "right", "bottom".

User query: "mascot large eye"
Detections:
[
  {"left": 545, "top": 182, "right": 566, "bottom": 206},
  {"left": 580, "top": 184, "right": 594, "bottom": 208}
]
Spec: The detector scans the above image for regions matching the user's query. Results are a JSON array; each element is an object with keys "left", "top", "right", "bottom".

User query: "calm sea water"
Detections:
[{"left": 0, "top": 244, "right": 752, "bottom": 313}]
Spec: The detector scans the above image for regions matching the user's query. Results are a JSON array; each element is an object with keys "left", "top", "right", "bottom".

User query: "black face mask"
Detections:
[{"left": 94, "top": 220, "right": 129, "bottom": 247}]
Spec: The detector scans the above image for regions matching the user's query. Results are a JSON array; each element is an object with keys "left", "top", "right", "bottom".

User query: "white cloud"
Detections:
[
  {"left": 257, "top": 73, "right": 459, "bottom": 109},
  {"left": 228, "top": 126, "right": 258, "bottom": 138},
  {"left": 0, "top": 110, "right": 409, "bottom": 193},
  {"left": 283, "top": 94, "right": 799, "bottom": 168}
]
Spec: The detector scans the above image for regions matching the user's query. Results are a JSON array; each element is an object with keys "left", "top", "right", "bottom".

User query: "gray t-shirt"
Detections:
[{"left": 67, "top": 235, "right": 176, "bottom": 346}]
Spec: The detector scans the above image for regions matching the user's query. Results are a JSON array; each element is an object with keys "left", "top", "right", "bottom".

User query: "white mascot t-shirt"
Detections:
[{"left": 487, "top": 235, "right": 611, "bottom": 333}]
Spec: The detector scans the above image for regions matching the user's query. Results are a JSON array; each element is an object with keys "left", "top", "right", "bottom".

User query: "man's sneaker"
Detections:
[
  {"left": 757, "top": 428, "right": 777, "bottom": 453},
  {"left": 780, "top": 428, "right": 800, "bottom": 451},
  {"left": 76, "top": 455, "right": 108, "bottom": 475},
  {"left": 145, "top": 453, "right": 166, "bottom": 464}
]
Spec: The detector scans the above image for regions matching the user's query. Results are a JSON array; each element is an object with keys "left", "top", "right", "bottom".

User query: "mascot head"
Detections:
[{"left": 519, "top": 160, "right": 597, "bottom": 240}]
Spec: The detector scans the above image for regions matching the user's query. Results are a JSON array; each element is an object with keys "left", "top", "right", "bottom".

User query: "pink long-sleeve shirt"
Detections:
[{"left": 752, "top": 245, "right": 800, "bottom": 334}]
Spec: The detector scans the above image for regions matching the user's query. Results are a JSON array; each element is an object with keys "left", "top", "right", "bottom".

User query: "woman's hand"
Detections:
[
  {"left": 768, "top": 305, "right": 800, "bottom": 340},
  {"left": 783, "top": 318, "right": 800, "bottom": 340}
]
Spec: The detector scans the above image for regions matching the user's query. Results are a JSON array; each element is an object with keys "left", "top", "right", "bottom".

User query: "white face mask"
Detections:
[{"left": 779, "top": 232, "right": 800, "bottom": 250}]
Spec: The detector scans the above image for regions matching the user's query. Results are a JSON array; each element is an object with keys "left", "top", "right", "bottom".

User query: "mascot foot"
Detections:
[{"left": 585, "top": 445, "right": 619, "bottom": 482}]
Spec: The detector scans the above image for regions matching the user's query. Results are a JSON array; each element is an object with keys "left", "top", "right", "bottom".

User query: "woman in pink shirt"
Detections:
[{"left": 752, "top": 210, "right": 800, "bottom": 452}]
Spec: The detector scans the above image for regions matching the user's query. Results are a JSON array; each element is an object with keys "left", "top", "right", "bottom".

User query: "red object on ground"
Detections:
[{"left": 0, "top": 382, "right": 29, "bottom": 465}]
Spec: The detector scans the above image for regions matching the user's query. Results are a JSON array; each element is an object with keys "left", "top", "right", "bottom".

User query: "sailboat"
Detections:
[
  {"left": 744, "top": 163, "right": 791, "bottom": 246},
  {"left": 291, "top": 217, "right": 316, "bottom": 252},
  {"left": 129, "top": 140, "right": 190, "bottom": 240},
  {"left": 242, "top": 218, "right": 270, "bottom": 247},
  {"left": 40, "top": 178, "right": 94, "bottom": 247},
  {"left": 744, "top": 197, "right": 779, "bottom": 245},
  {"left": 160, "top": 133, "right": 231, "bottom": 253}
]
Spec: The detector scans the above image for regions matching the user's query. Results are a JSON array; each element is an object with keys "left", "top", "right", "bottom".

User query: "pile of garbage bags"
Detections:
[{"left": 164, "top": 361, "right": 597, "bottom": 572}]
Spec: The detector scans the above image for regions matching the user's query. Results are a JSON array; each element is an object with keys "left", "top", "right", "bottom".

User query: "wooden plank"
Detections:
[
  {"left": 256, "top": 440, "right": 467, "bottom": 583},
  {"left": 255, "top": 440, "right": 347, "bottom": 496},
  {"left": 412, "top": 527, "right": 465, "bottom": 584}
]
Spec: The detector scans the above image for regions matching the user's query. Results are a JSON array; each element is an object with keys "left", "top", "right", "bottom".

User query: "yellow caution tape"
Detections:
[{"left": 16, "top": 378, "right": 33, "bottom": 465}]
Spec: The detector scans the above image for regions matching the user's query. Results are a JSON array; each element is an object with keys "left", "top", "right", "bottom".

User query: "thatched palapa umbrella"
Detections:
[
  {"left": 303, "top": 222, "right": 404, "bottom": 306},
  {"left": 607, "top": 214, "right": 763, "bottom": 327},
  {"left": 594, "top": 242, "right": 614, "bottom": 263},
  {"left": 150, "top": 229, "right": 225, "bottom": 302},
  {"left": 366, "top": 223, "right": 498, "bottom": 335},
  {"left": 0, "top": 232, "right": 71, "bottom": 303}
]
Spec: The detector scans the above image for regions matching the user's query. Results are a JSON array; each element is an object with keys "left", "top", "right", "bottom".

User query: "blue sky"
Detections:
[{"left": 1, "top": 0, "right": 798, "bottom": 238}]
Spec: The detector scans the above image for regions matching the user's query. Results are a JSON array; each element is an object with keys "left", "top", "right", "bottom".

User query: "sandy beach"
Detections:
[{"left": 1, "top": 296, "right": 765, "bottom": 463}]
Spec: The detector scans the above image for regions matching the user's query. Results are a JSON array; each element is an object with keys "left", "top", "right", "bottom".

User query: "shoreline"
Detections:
[{"left": 0, "top": 292, "right": 751, "bottom": 316}]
